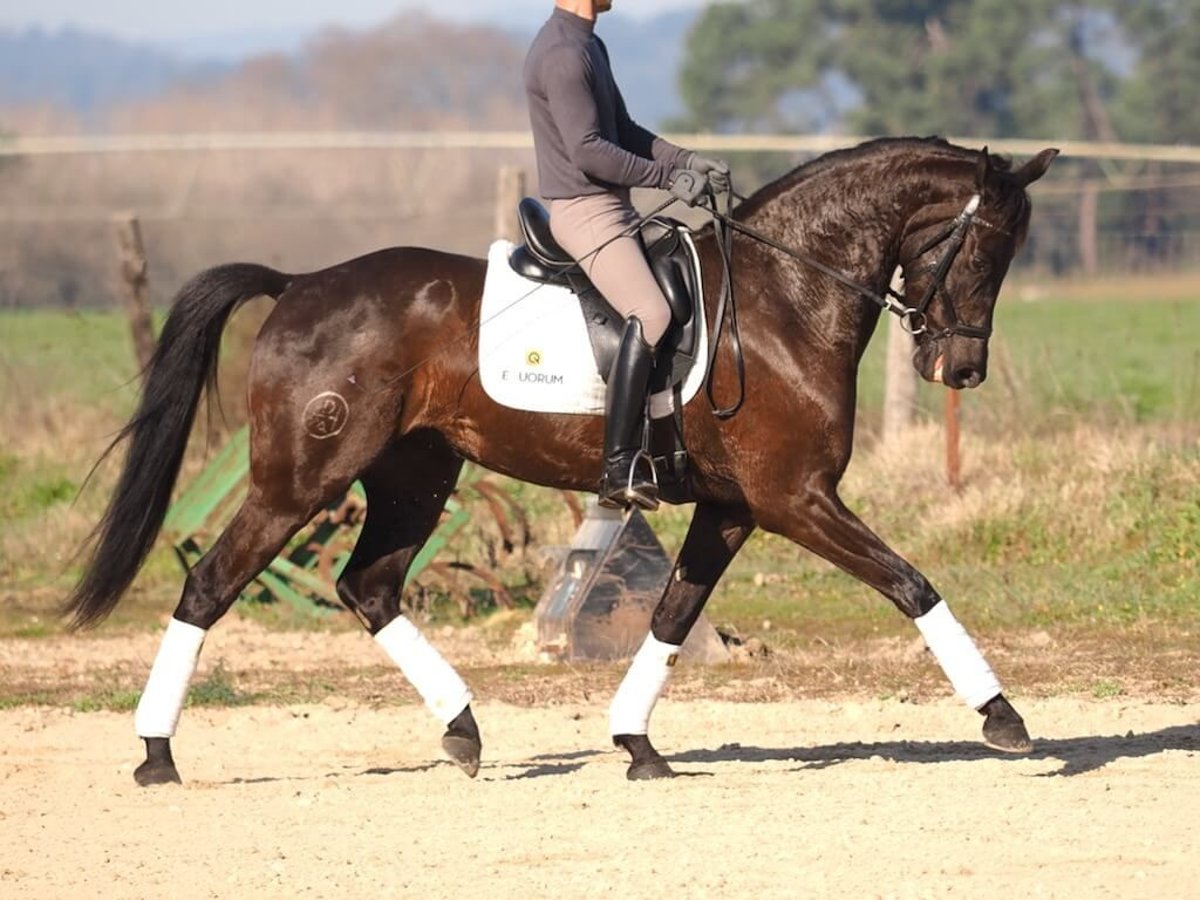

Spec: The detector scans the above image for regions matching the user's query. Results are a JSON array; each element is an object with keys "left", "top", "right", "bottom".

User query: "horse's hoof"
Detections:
[
  {"left": 980, "top": 694, "right": 1033, "bottom": 754},
  {"left": 134, "top": 737, "right": 182, "bottom": 786},
  {"left": 441, "top": 707, "right": 481, "bottom": 778},
  {"left": 133, "top": 759, "right": 182, "bottom": 786},
  {"left": 441, "top": 733, "right": 481, "bottom": 778},
  {"left": 613, "top": 733, "right": 674, "bottom": 780},
  {"left": 627, "top": 758, "right": 675, "bottom": 781}
]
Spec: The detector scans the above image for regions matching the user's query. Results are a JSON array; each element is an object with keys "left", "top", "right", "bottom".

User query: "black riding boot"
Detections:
[{"left": 598, "top": 317, "right": 658, "bottom": 511}]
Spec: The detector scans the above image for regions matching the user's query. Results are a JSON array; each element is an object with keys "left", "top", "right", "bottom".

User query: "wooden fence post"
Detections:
[
  {"left": 112, "top": 211, "right": 156, "bottom": 375},
  {"left": 881, "top": 268, "right": 917, "bottom": 444},
  {"left": 494, "top": 165, "right": 526, "bottom": 242},
  {"left": 945, "top": 389, "right": 962, "bottom": 489}
]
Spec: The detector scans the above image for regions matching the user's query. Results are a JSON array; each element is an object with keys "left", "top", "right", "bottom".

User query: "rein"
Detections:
[
  {"left": 704, "top": 189, "right": 744, "bottom": 417},
  {"left": 698, "top": 188, "right": 989, "bottom": 417},
  {"left": 711, "top": 191, "right": 985, "bottom": 335}
]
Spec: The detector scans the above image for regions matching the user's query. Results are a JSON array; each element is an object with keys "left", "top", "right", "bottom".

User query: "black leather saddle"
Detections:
[{"left": 508, "top": 197, "right": 702, "bottom": 394}]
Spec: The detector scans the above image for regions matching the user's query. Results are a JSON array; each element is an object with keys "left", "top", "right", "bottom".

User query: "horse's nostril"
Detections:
[{"left": 955, "top": 367, "right": 983, "bottom": 389}]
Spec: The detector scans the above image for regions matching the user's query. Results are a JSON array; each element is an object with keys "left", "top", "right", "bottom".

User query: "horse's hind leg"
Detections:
[
  {"left": 754, "top": 483, "right": 1031, "bottom": 753},
  {"left": 334, "top": 431, "right": 481, "bottom": 777},
  {"left": 134, "top": 488, "right": 329, "bottom": 786},
  {"left": 610, "top": 502, "right": 755, "bottom": 780}
]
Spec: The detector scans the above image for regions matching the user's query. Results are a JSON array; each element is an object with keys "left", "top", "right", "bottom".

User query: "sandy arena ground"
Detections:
[{"left": 0, "top": 620, "right": 1197, "bottom": 899}]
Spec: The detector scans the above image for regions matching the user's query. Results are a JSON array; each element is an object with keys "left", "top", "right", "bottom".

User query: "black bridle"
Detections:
[
  {"left": 900, "top": 194, "right": 994, "bottom": 341},
  {"left": 699, "top": 189, "right": 997, "bottom": 417}
]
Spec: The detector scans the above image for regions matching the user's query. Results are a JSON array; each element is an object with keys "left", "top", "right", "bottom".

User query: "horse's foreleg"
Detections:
[
  {"left": 135, "top": 492, "right": 317, "bottom": 786},
  {"left": 611, "top": 502, "right": 755, "bottom": 780},
  {"left": 758, "top": 484, "right": 1031, "bottom": 753},
  {"left": 335, "top": 434, "right": 480, "bottom": 777}
]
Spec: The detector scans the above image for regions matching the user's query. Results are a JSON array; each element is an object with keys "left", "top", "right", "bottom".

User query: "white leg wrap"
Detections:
[
  {"left": 134, "top": 618, "right": 207, "bottom": 739},
  {"left": 609, "top": 634, "right": 681, "bottom": 737},
  {"left": 374, "top": 617, "right": 473, "bottom": 726},
  {"left": 914, "top": 601, "right": 1002, "bottom": 710}
]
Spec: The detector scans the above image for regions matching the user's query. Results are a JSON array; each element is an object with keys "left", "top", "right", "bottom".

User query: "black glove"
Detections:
[{"left": 689, "top": 153, "right": 731, "bottom": 194}]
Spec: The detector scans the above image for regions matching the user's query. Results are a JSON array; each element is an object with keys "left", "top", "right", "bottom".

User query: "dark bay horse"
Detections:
[{"left": 66, "top": 136, "right": 1056, "bottom": 784}]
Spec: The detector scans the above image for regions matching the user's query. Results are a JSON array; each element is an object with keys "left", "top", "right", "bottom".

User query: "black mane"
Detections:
[{"left": 735, "top": 135, "right": 987, "bottom": 218}]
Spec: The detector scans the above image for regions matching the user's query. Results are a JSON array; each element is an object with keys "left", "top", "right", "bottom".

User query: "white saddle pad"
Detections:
[{"left": 478, "top": 238, "right": 708, "bottom": 417}]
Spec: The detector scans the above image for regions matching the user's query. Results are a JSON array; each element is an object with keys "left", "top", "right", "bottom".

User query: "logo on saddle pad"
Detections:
[
  {"left": 478, "top": 239, "right": 708, "bottom": 416},
  {"left": 498, "top": 348, "right": 564, "bottom": 386}
]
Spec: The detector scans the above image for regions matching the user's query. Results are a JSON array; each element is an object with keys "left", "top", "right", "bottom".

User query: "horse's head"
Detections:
[{"left": 901, "top": 147, "right": 1058, "bottom": 389}]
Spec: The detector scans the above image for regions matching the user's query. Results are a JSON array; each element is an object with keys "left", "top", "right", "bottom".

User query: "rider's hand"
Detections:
[
  {"left": 669, "top": 169, "right": 709, "bottom": 207},
  {"left": 689, "top": 154, "right": 731, "bottom": 194}
]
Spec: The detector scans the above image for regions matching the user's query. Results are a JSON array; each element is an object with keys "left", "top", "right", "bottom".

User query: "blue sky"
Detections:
[{"left": 0, "top": 1, "right": 712, "bottom": 43}]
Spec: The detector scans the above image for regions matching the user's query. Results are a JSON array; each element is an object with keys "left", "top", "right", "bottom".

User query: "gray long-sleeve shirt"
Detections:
[{"left": 523, "top": 7, "right": 691, "bottom": 200}]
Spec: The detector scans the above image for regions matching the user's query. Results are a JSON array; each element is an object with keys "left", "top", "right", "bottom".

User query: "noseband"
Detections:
[{"left": 899, "top": 194, "right": 991, "bottom": 341}]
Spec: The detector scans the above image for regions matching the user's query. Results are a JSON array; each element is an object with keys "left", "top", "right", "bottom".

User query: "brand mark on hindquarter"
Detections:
[{"left": 304, "top": 391, "right": 349, "bottom": 439}]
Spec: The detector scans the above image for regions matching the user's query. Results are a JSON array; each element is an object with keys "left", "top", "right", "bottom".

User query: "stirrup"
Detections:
[{"left": 599, "top": 450, "right": 660, "bottom": 512}]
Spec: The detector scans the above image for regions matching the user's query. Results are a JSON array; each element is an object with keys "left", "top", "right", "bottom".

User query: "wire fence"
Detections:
[{"left": 1, "top": 133, "right": 1198, "bottom": 308}]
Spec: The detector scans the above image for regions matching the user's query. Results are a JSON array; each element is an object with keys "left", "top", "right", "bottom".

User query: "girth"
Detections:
[{"left": 509, "top": 198, "right": 701, "bottom": 392}]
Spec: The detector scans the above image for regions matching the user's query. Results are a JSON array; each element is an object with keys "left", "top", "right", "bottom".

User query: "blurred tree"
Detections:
[
  {"left": 1108, "top": 1, "right": 1200, "bottom": 270},
  {"left": 113, "top": 14, "right": 527, "bottom": 132},
  {"left": 676, "top": 0, "right": 1121, "bottom": 140},
  {"left": 0, "top": 15, "right": 532, "bottom": 309},
  {"left": 676, "top": 0, "right": 1200, "bottom": 273},
  {"left": 1111, "top": 0, "right": 1200, "bottom": 143}
]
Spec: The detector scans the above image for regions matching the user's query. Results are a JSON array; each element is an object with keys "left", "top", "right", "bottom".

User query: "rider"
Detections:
[{"left": 524, "top": 0, "right": 729, "bottom": 511}]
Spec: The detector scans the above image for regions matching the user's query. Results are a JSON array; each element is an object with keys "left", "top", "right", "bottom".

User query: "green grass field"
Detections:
[
  {"left": 0, "top": 308, "right": 146, "bottom": 408},
  {"left": 855, "top": 288, "right": 1200, "bottom": 431},
  {"left": 5, "top": 287, "right": 1197, "bottom": 427},
  {"left": 1, "top": 281, "right": 1198, "bottom": 649}
]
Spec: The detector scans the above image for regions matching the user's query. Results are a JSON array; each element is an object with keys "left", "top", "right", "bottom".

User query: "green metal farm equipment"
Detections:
[{"left": 162, "top": 425, "right": 519, "bottom": 616}]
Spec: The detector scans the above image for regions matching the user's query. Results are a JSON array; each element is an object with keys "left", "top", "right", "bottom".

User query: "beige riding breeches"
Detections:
[{"left": 548, "top": 191, "right": 672, "bottom": 347}]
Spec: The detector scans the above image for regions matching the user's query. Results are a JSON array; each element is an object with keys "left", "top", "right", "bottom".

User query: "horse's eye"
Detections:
[{"left": 969, "top": 254, "right": 991, "bottom": 273}]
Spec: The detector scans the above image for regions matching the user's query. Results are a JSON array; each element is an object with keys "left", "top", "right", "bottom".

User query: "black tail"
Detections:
[{"left": 63, "top": 263, "right": 292, "bottom": 629}]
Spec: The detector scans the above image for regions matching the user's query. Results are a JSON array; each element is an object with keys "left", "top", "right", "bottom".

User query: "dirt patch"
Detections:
[{"left": 1, "top": 615, "right": 1198, "bottom": 897}]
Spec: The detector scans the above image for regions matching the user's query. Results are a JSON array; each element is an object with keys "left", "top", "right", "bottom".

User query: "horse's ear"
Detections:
[
  {"left": 975, "top": 146, "right": 991, "bottom": 190},
  {"left": 1015, "top": 148, "right": 1060, "bottom": 187}
]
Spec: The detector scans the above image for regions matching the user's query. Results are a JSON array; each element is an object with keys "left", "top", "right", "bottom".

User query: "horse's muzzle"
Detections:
[{"left": 915, "top": 341, "right": 987, "bottom": 390}]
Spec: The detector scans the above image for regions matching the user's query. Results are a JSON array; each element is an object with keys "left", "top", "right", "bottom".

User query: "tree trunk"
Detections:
[
  {"left": 1077, "top": 183, "right": 1099, "bottom": 278},
  {"left": 1067, "top": 14, "right": 1116, "bottom": 281},
  {"left": 881, "top": 268, "right": 917, "bottom": 444}
]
